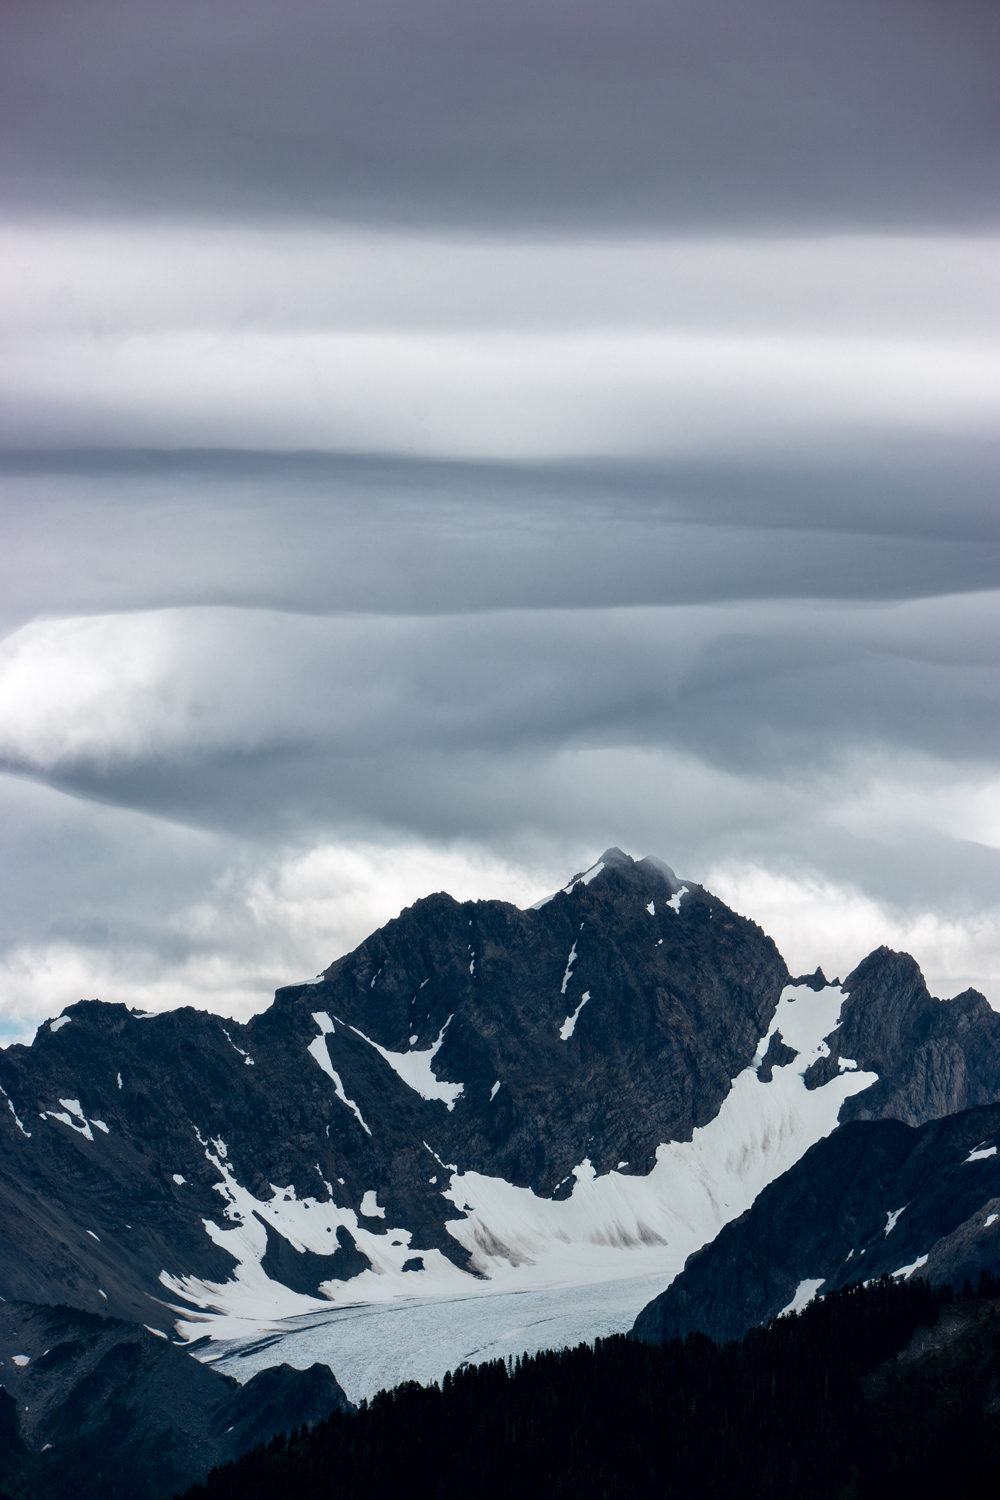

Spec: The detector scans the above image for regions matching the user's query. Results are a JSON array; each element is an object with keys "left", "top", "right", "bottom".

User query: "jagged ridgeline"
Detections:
[
  {"left": 174, "top": 1275, "right": 1000, "bottom": 1500},
  {"left": 1, "top": 848, "right": 998, "bottom": 1336}
]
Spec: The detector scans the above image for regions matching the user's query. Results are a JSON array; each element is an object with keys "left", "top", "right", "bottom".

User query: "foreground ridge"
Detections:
[{"left": 172, "top": 1275, "right": 1000, "bottom": 1500}]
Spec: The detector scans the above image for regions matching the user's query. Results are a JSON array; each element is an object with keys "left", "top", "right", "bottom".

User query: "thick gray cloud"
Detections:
[
  {"left": 1, "top": 514, "right": 997, "bottom": 1026},
  {"left": 2, "top": 0, "right": 997, "bottom": 229},
  {"left": 0, "top": 0, "right": 996, "bottom": 1035},
  {"left": 0, "top": 441, "right": 997, "bottom": 635},
  {"left": 1, "top": 594, "right": 996, "bottom": 872}
]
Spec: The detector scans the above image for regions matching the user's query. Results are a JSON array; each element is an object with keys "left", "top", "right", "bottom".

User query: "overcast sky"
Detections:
[{"left": 1, "top": 0, "right": 998, "bottom": 1041}]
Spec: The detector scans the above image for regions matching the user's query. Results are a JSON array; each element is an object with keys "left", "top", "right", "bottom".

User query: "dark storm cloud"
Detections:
[
  {"left": 2, "top": 0, "right": 997, "bottom": 229},
  {"left": 0, "top": 440, "right": 997, "bottom": 636}
]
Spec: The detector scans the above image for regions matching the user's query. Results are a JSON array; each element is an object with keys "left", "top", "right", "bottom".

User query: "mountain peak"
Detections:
[{"left": 533, "top": 848, "right": 685, "bottom": 909}]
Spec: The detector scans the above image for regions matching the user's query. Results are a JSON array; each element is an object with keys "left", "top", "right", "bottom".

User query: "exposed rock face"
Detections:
[
  {"left": 630, "top": 1103, "right": 1000, "bottom": 1347},
  {"left": 0, "top": 1301, "right": 350, "bottom": 1498},
  {"left": 803, "top": 948, "right": 1000, "bottom": 1126}
]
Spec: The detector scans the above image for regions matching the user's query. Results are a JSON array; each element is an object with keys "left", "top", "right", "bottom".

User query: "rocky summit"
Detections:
[{"left": 0, "top": 848, "right": 997, "bottom": 1347}]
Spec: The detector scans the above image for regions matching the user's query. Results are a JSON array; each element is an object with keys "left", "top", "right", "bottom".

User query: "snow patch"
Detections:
[
  {"left": 646, "top": 902, "right": 655, "bottom": 916},
  {"left": 44, "top": 1098, "right": 95, "bottom": 1141},
  {"left": 11, "top": 1355, "right": 29, "bottom": 1367},
  {"left": 892, "top": 1254, "right": 929, "bottom": 1280},
  {"left": 117, "top": 1072, "right": 123, "bottom": 1089},
  {"left": 986, "top": 1214, "right": 998, "bottom": 1227},
  {"left": 360, "top": 1190, "right": 386, "bottom": 1219},
  {"left": 779, "top": 1279, "right": 824, "bottom": 1317},
  {"left": 0, "top": 1085, "right": 31, "bottom": 1138},
  {"left": 665, "top": 885, "right": 689, "bottom": 913},
  {"left": 222, "top": 1026, "right": 255, "bottom": 1066},
  {"left": 173, "top": 1174, "right": 187, "bottom": 1185},
  {"left": 560, "top": 943, "right": 578, "bottom": 996},
  {"left": 49, "top": 1015, "right": 71, "bottom": 1033},
  {"left": 423, "top": 1141, "right": 457, "bottom": 1173},
  {"left": 559, "top": 991, "right": 590, "bottom": 1041},
  {"left": 350, "top": 1016, "right": 464, "bottom": 1111},
  {"left": 965, "top": 1146, "right": 997, "bottom": 1162},
  {"left": 490, "top": 1081, "right": 501, "bottom": 1102},
  {"left": 884, "top": 1206, "right": 906, "bottom": 1236},
  {"left": 307, "top": 1016, "right": 372, "bottom": 1135},
  {"left": 144, "top": 1325, "right": 168, "bottom": 1339},
  {"left": 86, "top": 1230, "right": 100, "bottom": 1241},
  {"left": 534, "top": 861, "right": 607, "bottom": 907}
]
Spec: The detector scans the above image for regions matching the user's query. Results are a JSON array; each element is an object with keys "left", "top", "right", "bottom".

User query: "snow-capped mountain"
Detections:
[{"left": 1, "top": 848, "right": 997, "bottom": 1348}]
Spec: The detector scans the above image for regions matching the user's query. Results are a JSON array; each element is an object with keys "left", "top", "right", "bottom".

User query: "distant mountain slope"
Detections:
[
  {"left": 631, "top": 1102, "right": 1000, "bottom": 1347},
  {"left": 0, "top": 848, "right": 996, "bottom": 1342},
  {"left": 0, "top": 1301, "right": 350, "bottom": 1500}
]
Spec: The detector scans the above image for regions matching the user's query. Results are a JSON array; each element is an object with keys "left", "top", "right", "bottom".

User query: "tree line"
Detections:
[{"left": 172, "top": 1271, "right": 1000, "bottom": 1500}]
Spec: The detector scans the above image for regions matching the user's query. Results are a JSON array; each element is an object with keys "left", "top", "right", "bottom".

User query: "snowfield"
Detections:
[{"left": 177, "top": 983, "right": 875, "bottom": 1394}]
